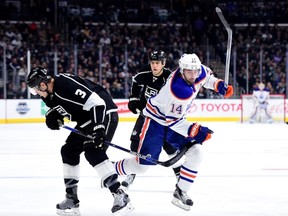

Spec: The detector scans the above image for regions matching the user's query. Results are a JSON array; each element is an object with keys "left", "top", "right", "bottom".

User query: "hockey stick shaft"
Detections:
[
  {"left": 216, "top": 7, "right": 232, "bottom": 84},
  {"left": 62, "top": 125, "right": 192, "bottom": 167}
]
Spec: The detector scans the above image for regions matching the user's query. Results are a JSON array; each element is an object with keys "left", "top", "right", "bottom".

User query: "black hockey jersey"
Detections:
[
  {"left": 131, "top": 68, "right": 171, "bottom": 110},
  {"left": 43, "top": 73, "right": 117, "bottom": 126}
]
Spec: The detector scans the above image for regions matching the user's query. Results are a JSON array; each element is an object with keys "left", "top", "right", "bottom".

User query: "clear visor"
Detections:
[
  {"left": 28, "top": 87, "right": 38, "bottom": 95},
  {"left": 180, "top": 61, "right": 200, "bottom": 71},
  {"left": 182, "top": 63, "right": 200, "bottom": 70},
  {"left": 190, "top": 65, "right": 200, "bottom": 71},
  {"left": 183, "top": 68, "right": 201, "bottom": 77}
]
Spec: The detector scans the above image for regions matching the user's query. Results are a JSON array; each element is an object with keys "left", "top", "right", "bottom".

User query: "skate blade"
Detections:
[
  {"left": 171, "top": 198, "right": 191, "bottom": 211},
  {"left": 112, "top": 202, "right": 134, "bottom": 216},
  {"left": 56, "top": 208, "right": 81, "bottom": 216}
]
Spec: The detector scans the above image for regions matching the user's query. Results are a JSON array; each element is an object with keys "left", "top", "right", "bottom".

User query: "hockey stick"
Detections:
[
  {"left": 216, "top": 7, "right": 233, "bottom": 84},
  {"left": 61, "top": 125, "right": 195, "bottom": 167}
]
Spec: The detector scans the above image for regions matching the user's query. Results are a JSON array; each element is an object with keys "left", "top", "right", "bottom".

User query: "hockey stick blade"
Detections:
[
  {"left": 215, "top": 7, "right": 232, "bottom": 84},
  {"left": 61, "top": 125, "right": 191, "bottom": 167},
  {"left": 159, "top": 141, "right": 196, "bottom": 167}
]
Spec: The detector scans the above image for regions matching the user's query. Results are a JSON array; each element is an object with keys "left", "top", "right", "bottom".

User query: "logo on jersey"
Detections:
[
  {"left": 145, "top": 86, "right": 158, "bottom": 98},
  {"left": 54, "top": 105, "right": 72, "bottom": 120},
  {"left": 189, "top": 123, "right": 200, "bottom": 137}
]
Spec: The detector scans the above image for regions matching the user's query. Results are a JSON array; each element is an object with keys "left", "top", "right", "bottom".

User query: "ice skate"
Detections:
[
  {"left": 267, "top": 118, "right": 273, "bottom": 124},
  {"left": 56, "top": 188, "right": 80, "bottom": 216},
  {"left": 112, "top": 188, "right": 134, "bottom": 215},
  {"left": 171, "top": 184, "right": 193, "bottom": 211},
  {"left": 121, "top": 174, "right": 136, "bottom": 189}
]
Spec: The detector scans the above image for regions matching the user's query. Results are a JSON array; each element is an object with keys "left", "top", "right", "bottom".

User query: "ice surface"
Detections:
[{"left": 0, "top": 122, "right": 287, "bottom": 216}]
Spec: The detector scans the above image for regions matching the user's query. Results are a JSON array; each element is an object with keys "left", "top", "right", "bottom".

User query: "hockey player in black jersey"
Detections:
[
  {"left": 26, "top": 67, "right": 133, "bottom": 216},
  {"left": 122, "top": 50, "right": 181, "bottom": 188}
]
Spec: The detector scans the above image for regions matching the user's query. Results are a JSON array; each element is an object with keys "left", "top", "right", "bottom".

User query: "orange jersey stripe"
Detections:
[{"left": 136, "top": 118, "right": 151, "bottom": 163}]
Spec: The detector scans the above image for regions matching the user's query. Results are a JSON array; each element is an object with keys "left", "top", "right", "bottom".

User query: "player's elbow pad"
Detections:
[{"left": 89, "top": 105, "right": 106, "bottom": 124}]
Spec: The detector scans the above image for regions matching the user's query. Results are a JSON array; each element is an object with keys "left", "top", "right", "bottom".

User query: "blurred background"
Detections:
[{"left": 0, "top": 0, "right": 287, "bottom": 99}]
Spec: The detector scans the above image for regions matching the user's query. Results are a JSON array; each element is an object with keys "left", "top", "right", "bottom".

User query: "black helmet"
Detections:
[
  {"left": 27, "top": 66, "right": 51, "bottom": 88},
  {"left": 149, "top": 50, "right": 166, "bottom": 62}
]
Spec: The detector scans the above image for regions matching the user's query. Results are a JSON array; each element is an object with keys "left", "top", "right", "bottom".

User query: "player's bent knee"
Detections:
[
  {"left": 135, "top": 164, "right": 150, "bottom": 174},
  {"left": 185, "top": 144, "right": 204, "bottom": 167},
  {"left": 61, "top": 144, "right": 80, "bottom": 165},
  {"left": 130, "top": 140, "right": 139, "bottom": 152},
  {"left": 130, "top": 160, "right": 150, "bottom": 174},
  {"left": 84, "top": 148, "right": 108, "bottom": 167}
]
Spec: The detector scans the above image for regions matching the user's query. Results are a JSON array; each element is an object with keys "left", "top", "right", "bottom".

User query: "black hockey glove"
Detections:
[
  {"left": 128, "top": 96, "right": 140, "bottom": 114},
  {"left": 45, "top": 109, "right": 64, "bottom": 130},
  {"left": 84, "top": 124, "right": 106, "bottom": 149}
]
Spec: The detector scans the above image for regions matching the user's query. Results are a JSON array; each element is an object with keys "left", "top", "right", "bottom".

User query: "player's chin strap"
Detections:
[{"left": 61, "top": 124, "right": 196, "bottom": 167}]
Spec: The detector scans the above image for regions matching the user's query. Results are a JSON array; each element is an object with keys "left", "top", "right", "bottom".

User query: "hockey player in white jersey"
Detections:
[
  {"left": 122, "top": 50, "right": 181, "bottom": 189},
  {"left": 114, "top": 53, "right": 233, "bottom": 211},
  {"left": 249, "top": 82, "right": 273, "bottom": 123}
]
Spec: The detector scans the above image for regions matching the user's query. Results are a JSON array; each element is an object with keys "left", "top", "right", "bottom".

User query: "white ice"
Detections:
[{"left": 0, "top": 122, "right": 288, "bottom": 216}]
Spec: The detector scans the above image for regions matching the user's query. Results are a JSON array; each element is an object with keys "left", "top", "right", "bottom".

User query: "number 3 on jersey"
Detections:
[
  {"left": 170, "top": 103, "right": 183, "bottom": 114},
  {"left": 75, "top": 89, "right": 86, "bottom": 98}
]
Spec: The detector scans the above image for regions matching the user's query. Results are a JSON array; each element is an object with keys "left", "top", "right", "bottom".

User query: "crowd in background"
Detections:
[{"left": 0, "top": 0, "right": 287, "bottom": 99}]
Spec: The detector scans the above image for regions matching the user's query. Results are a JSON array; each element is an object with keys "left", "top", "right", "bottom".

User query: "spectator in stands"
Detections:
[
  {"left": 275, "top": 78, "right": 286, "bottom": 94},
  {"left": 6, "top": 82, "right": 17, "bottom": 99},
  {"left": 110, "top": 81, "right": 125, "bottom": 98},
  {"left": 16, "top": 81, "right": 28, "bottom": 99},
  {"left": 1, "top": 0, "right": 288, "bottom": 100}
]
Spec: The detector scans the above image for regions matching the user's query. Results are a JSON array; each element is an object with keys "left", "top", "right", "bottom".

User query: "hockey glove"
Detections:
[
  {"left": 45, "top": 109, "right": 64, "bottom": 130},
  {"left": 84, "top": 124, "right": 106, "bottom": 149},
  {"left": 216, "top": 81, "right": 234, "bottom": 98},
  {"left": 128, "top": 96, "right": 140, "bottom": 114},
  {"left": 188, "top": 123, "right": 214, "bottom": 144}
]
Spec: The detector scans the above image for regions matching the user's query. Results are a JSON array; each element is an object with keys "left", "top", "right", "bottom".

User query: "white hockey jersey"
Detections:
[
  {"left": 143, "top": 65, "right": 221, "bottom": 138},
  {"left": 252, "top": 89, "right": 270, "bottom": 104}
]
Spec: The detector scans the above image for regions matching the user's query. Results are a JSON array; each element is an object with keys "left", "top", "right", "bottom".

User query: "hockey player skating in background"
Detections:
[
  {"left": 122, "top": 50, "right": 181, "bottom": 188},
  {"left": 249, "top": 82, "right": 273, "bottom": 123},
  {"left": 26, "top": 67, "right": 133, "bottom": 216},
  {"left": 114, "top": 53, "right": 233, "bottom": 211}
]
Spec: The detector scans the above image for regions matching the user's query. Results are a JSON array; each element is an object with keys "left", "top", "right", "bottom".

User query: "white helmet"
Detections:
[{"left": 179, "top": 53, "right": 202, "bottom": 76}]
